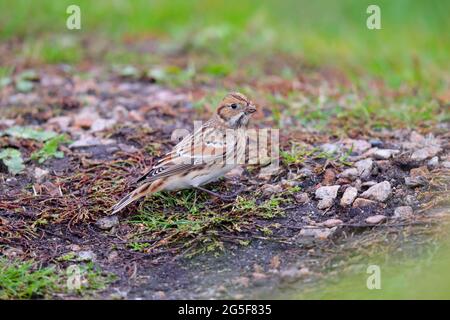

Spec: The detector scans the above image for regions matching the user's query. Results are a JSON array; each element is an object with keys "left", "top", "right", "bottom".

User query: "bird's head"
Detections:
[{"left": 215, "top": 92, "right": 256, "bottom": 128}]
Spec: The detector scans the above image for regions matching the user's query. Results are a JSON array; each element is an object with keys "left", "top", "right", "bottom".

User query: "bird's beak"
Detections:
[{"left": 244, "top": 105, "right": 257, "bottom": 114}]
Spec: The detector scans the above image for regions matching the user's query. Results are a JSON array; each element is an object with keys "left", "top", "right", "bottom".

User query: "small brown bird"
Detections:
[{"left": 111, "top": 92, "right": 257, "bottom": 214}]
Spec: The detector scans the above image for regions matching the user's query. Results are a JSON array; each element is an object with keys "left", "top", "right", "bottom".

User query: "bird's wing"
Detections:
[{"left": 136, "top": 127, "right": 235, "bottom": 184}]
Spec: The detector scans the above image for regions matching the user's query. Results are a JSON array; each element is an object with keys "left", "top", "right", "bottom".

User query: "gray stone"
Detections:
[
  {"left": 354, "top": 179, "right": 362, "bottom": 191},
  {"left": 77, "top": 250, "right": 96, "bottom": 262},
  {"left": 340, "top": 187, "right": 358, "bottom": 207},
  {"left": 298, "top": 167, "right": 314, "bottom": 178},
  {"left": 411, "top": 146, "right": 442, "bottom": 161},
  {"left": 338, "top": 168, "right": 358, "bottom": 180},
  {"left": 261, "top": 184, "right": 283, "bottom": 196},
  {"left": 365, "top": 215, "right": 387, "bottom": 224},
  {"left": 69, "top": 135, "right": 115, "bottom": 148},
  {"left": 393, "top": 206, "right": 413, "bottom": 219},
  {"left": 118, "top": 143, "right": 139, "bottom": 154},
  {"left": 294, "top": 192, "right": 310, "bottom": 204},
  {"left": 321, "top": 143, "right": 339, "bottom": 154},
  {"left": 315, "top": 185, "right": 340, "bottom": 200},
  {"left": 96, "top": 215, "right": 119, "bottom": 230},
  {"left": 373, "top": 149, "right": 399, "bottom": 160},
  {"left": 352, "top": 198, "right": 377, "bottom": 208},
  {"left": 317, "top": 197, "right": 334, "bottom": 209},
  {"left": 404, "top": 195, "right": 417, "bottom": 206},
  {"left": 90, "top": 118, "right": 116, "bottom": 133},
  {"left": 47, "top": 116, "right": 72, "bottom": 131},
  {"left": 322, "top": 219, "right": 343, "bottom": 228},
  {"left": 427, "top": 156, "right": 439, "bottom": 168},
  {"left": 442, "top": 161, "right": 450, "bottom": 169},
  {"left": 405, "top": 176, "right": 426, "bottom": 187},
  {"left": 361, "top": 181, "right": 391, "bottom": 202},
  {"left": 343, "top": 139, "right": 371, "bottom": 153},
  {"left": 315, "top": 185, "right": 340, "bottom": 209},
  {"left": 73, "top": 108, "right": 99, "bottom": 129},
  {"left": 410, "top": 131, "right": 425, "bottom": 144},
  {"left": 0, "top": 119, "right": 15, "bottom": 127},
  {"left": 355, "top": 158, "right": 373, "bottom": 179},
  {"left": 34, "top": 167, "right": 49, "bottom": 182},
  {"left": 405, "top": 166, "right": 429, "bottom": 187},
  {"left": 257, "top": 166, "right": 283, "bottom": 180}
]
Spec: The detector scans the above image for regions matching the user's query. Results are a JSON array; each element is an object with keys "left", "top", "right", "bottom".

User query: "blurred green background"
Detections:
[{"left": 0, "top": 0, "right": 449, "bottom": 87}]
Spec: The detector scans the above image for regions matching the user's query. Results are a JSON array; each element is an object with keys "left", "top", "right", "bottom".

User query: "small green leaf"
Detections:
[
  {"left": 17, "top": 69, "right": 39, "bottom": 81},
  {"left": 0, "top": 77, "right": 11, "bottom": 87},
  {"left": 2, "top": 126, "right": 57, "bottom": 141},
  {"left": 31, "top": 135, "right": 70, "bottom": 164},
  {"left": 147, "top": 67, "right": 167, "bottom": 81},
  {"left": 54, "top": 151, "right": 64, "bottom": 158},
  {"left": 119, "top": 65, "right": 138, "bottom": 78},
  {"left": 15, "top": 80, "right": 34, "bottom": 92},
  {"left": 0, "top": 148, "right": 25, "bottom": 175}
]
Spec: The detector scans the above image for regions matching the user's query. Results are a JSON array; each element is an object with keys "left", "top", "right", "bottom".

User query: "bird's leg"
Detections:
[{"left": 194, "top": 186, "right": 237, "bottom": 201}]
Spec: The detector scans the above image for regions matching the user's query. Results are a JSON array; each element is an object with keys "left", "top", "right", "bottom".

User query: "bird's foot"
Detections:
[{"left": 195, "top": 186, "right": 238, "bottom": 202}]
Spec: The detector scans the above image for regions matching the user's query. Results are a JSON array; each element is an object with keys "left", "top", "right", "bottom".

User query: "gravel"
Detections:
[
  {"left": 411, "top": 146, "right": 442, "bottom": 161},
  {"left": 365, "top": 215, "right": 387, "bottom": 224},
  {"left": 315, "top": 185, "right": 340, "bottom": 200},
  {"left": 352, "top": 198, "right": 377, "bottom": 208},
  {"left": 294, "top": 192, "right": 310, "bottom": 204},
  {"left": 393, "top": 206, "right": 414, "bottom": 219},
  {"left": 372, "top": 149, "right": 399, "bottom": 160},
  {"left": 360, "top": 181, "right": 392, "bottom": 202},
  {"left": 355, "top": 158, "right": 373, "bottom": 179},
  {"left": 95, "top": 215, "right": 120, "bottom": 230},
  {"left": 321, "top": 218, "right": 343, "bottom": 228},
  {"left": 315, "top": 185, "right": 340, "bottom": 209},
  {"left": 340, "top": 187, "right": 358, "bottom": 207},
  {"left": 338, "top": 168, "right": 359, "bottom": 180}
]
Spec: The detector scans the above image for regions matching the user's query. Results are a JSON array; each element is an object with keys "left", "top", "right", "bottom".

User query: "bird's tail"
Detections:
[{"left": 111, "top": 182, "right": 154, "bottom": 214}]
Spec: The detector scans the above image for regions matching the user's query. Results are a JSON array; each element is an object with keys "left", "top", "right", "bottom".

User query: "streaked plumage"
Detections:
[{"left": 111, "top": 92, "right": 256, "bottom": 214}]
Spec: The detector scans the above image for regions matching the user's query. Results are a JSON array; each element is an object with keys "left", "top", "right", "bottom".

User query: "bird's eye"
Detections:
[{"left": 230, "top": 103, "right": 238, "bottom": 109}]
